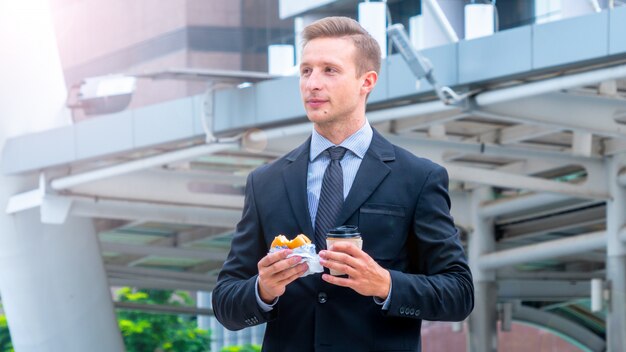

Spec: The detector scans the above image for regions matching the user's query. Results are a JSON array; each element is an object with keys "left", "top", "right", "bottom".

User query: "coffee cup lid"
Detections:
[{"left": 327, "top": 225, "right": 360, "bottom": 238}]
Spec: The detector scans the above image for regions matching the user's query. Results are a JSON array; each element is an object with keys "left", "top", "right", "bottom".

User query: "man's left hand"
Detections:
[{"left": 319, "top": 242, "right": 391, "bottom": 300}]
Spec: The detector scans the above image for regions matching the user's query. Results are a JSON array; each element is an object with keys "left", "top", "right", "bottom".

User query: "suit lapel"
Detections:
[
  {"left": 336, "top": 130, "right": 395, "bottom": 226},
  {"left": 282, "top": 138, "right": 315, "bottom": 237}
]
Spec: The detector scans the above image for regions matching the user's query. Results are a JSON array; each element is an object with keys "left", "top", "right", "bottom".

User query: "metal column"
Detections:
[
  {"left": 606, "top": 153, "right": 626, "bottom": 351},
  {"left": 197, "top": 291, "right": 212, "bottom": 351},
  {"left": 467, "top": 188, "right": 498, "bottom": 352}
]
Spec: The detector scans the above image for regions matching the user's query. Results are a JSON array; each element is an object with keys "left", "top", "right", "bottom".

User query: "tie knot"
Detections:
[{"left": 327, "top": 146, "right": 347, "bottom": 161}]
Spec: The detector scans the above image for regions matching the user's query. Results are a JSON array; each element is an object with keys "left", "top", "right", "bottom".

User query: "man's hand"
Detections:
[
  {"left": 257, "top": 249, "right": 308, "bottom": 304},
  {"left": 319, "top": 242, "right": 391, "bottom": 299}
]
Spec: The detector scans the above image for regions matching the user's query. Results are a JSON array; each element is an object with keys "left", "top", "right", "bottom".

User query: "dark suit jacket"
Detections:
[{"left": 212, "top": 129, "right": 474, "bottom": 352}]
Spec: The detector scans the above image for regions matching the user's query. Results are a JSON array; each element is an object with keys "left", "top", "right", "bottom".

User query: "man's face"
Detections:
[{"left": 299, "top": 37, "right": 368, "bottom": 126}]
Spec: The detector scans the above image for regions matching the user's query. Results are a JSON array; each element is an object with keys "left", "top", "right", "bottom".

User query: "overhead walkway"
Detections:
[{"left": 3, "top": 7, "right": 626, "bottom": 352}]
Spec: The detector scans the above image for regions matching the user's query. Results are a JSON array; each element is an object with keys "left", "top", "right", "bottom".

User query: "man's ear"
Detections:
[{"left": 361, "top": 71, "right": 378, "bottom": 95}]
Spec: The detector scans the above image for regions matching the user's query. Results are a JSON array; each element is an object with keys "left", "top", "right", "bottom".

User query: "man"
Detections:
[{"left": 212, "top": 16, "right": 474, "bottom": 351}]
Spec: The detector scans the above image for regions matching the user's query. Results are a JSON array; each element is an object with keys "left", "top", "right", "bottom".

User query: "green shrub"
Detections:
[
  {"left": 116, "top": 288, "right": 210, "bottom": 352},
  {"left": 0, "top": 310, "right": 14, "bottom": 352},
  {"left": 221, "top": 344, "right": 261, "bottom": 352}
]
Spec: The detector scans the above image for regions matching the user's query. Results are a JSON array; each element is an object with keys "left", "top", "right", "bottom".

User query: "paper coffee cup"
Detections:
[{"left": 326, "top": 225, "right": 362, "bottom": 276}]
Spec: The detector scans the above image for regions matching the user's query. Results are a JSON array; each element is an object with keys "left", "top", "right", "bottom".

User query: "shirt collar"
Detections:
[{"left": 309, "top": 120, "right": 373, "bottom": 161}]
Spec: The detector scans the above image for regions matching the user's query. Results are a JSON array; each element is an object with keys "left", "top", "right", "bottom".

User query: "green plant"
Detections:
[
  {"left": 116, "top": 288, "right": 210, "bottom": 352},
  {"left": 221, "top": 344, "right": 261, "bottom": 352},
  {"left": 0, "top": 309, "right": 14, "bottom": 352}
]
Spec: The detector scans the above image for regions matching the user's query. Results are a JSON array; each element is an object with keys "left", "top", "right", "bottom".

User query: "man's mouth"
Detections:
[{"left": 306, "top": 98, "right": 328, "bottom": 108}]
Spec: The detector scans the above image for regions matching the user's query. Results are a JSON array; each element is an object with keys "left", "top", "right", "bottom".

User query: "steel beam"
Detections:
[
  {"left": 445, "top": 164, "right": 608, "bottom": 200},
  {"left": 498, "top": 280, "right": 590, "bottom": 300},
  {"left": 513, "top": 305, "right": 605, "bottom": 352},
  {"left": 390, "top": 111, "right": 467, "bottom": 133},
  {"left": 498, "top": 124, "right": 560, "bottom": 145},
  {"left": 384, "top": 133, "right": 608, "bottom": 199},
  {"left": 106, "top": 264, "right": 212, "bottom": 282},
  {"left": 66, "top": 170, "right": 246, "bottom": 207},
  {"left": 479, "top": 193, "right": 572, "bottom": 218},
  {"left": 135, "top": 67, "right": 278, "bottom": 82},
  {"left": 50, "top": 142, "right": 238, "bottom": 191},
  {"left": 496, "top": 269, "right": 605, "bottom": 280},
  {"left": 478, "top": 231, "right": 606, "bottom": 271},
  {"left": 71, "top": 195, "right": 241, "bottom": 227},
  {"left": 100, "top": 242, "right": 228, "bottom": 261},
  {"left": 474, "top": 63, "right": 626, "bottom": 106},
  {"left": 473, "top": 92, "right": 626, "bottom": 139},
  {"left": 106, "top": 264, "right": 219, "bottom": 292},
  {"left": 496, "top": 203, "right": 605, "bottom": 240},
  {"left": 383, "top": 132, "right": 603, "bottom": 166},
  {"left": 246, "top": 100, "right": 456, "bottom": 144}
]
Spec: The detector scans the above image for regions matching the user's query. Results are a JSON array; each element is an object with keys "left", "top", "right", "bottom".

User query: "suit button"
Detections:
[
  {"left": 399, "top": 307, "right": 405, "bottom": 314},
  {"left": 414, "top": 309, "right": 421, "bottom": 316},
  {"left": 409, "top": 308, "right": 415, "bottom": 315},
  {"left": 318, "top": 292, "right": 327, "bottom": 304}
]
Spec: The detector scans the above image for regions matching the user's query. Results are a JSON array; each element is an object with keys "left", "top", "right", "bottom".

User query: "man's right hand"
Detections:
[{"left": 257, "top": 249, "right": 308, "bottom": 304}]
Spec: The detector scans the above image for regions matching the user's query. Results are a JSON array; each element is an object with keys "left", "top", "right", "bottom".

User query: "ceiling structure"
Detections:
[{"left": 50, "top": 63, "right": 625, "bottom": 315}]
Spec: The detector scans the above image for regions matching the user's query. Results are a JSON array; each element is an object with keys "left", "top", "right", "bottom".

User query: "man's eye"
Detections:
[
  {"left": 325, "top": 67, "right": 336, "bottom": 73},
  {"left": 301, "top": 68, "right": 311, "bottom": 75}
]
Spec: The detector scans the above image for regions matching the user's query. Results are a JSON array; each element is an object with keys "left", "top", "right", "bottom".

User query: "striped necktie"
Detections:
[{"left": 314, "top": 146, "right": 348, "bottom": 251}]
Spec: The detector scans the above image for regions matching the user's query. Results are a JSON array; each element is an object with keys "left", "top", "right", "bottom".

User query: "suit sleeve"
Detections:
[
  {"left": 385, "top": 165, "right": 474, "bottom": 321},
  {"left": 212, "top": 172, "right": 278, "bottom": 330}
]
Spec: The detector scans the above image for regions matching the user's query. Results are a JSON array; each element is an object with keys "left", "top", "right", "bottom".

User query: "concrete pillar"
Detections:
[
  {"left": 467, "top": 187, "right": 498, "bottom": 352},
  {"left": 0, "top": 2, "right": 124, "bottom": 350},
  {"left": 606, "top": 153, "right": 626, "bottom": 351},
  {"left": 0, "top": 195, "right": 125, "bottom": 352}
]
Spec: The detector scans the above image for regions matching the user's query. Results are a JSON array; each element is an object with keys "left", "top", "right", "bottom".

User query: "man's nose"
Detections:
[{"left": 305, "top": 70, "right": 322, "bottom": 90}]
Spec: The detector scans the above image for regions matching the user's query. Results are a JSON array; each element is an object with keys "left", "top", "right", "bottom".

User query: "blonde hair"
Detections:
[{"left": 302, "top": 16, "right": 381, "bottom": 76}]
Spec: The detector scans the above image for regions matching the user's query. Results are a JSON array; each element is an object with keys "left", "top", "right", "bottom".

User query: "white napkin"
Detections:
[{"left": 269, "top": 243, "right": 323, "bottom": 277}]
